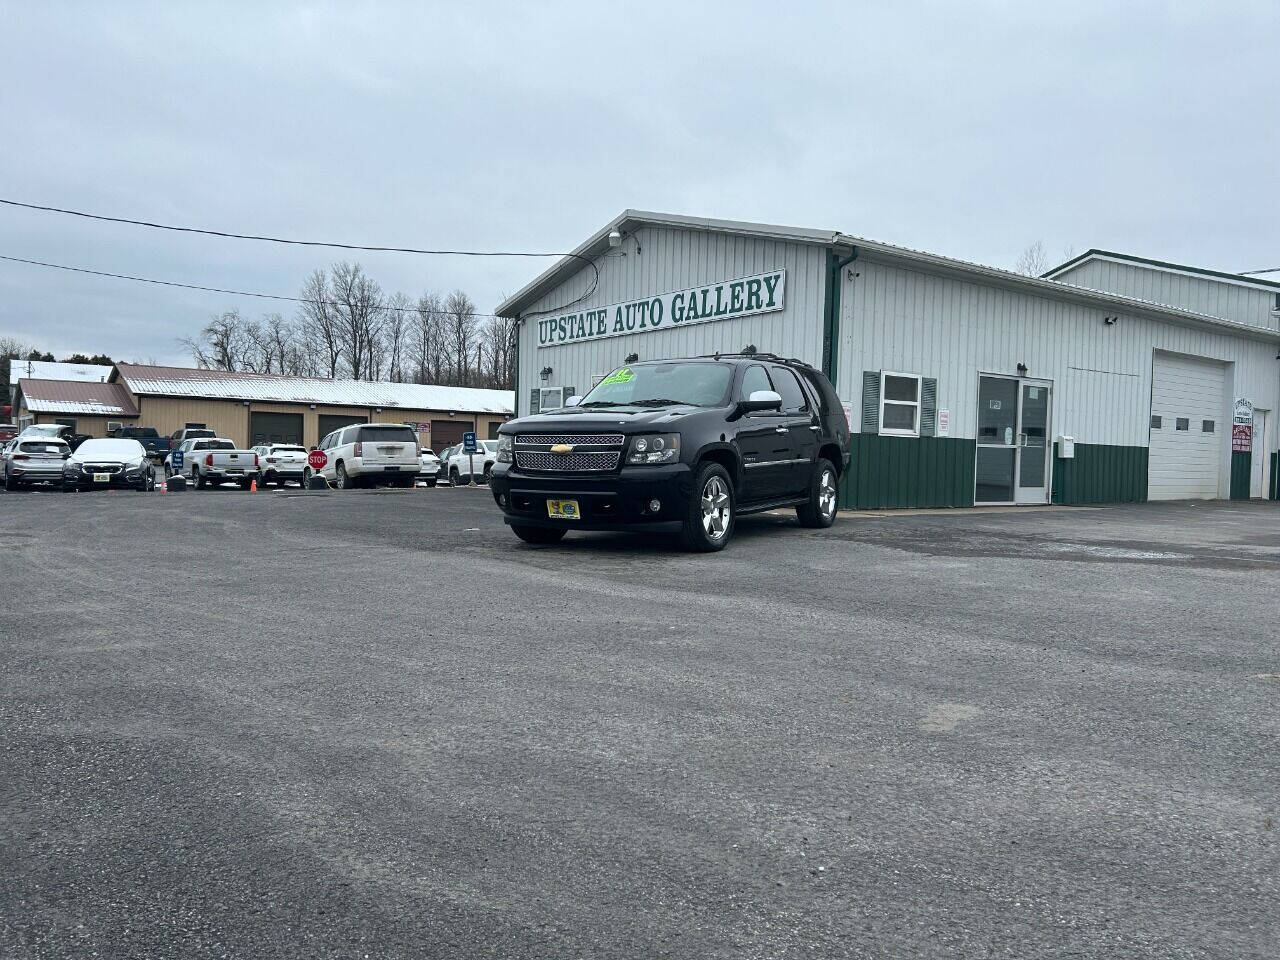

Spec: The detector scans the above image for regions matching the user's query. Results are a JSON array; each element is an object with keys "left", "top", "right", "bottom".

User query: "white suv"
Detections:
[
  {"left": 444, "top": 440, "right": 497, "bottom": 485},
  {"left": 314, "top": 423, "right": 420, "bottom": 489},
  {"left": 252, "top": 443, "right": 309, "bottom": 487}
]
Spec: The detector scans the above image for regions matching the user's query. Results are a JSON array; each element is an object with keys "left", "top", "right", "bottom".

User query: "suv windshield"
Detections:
[{"left": 579, "top": 362, "right": 732, "bottom": 408}]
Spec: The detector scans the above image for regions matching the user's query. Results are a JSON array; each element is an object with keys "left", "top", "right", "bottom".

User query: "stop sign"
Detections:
[{"left": 307, "top": 449, "right": 328, "bottom": 471}]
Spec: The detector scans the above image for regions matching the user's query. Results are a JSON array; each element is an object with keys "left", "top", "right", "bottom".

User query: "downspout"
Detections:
[
  {"left": 512, "top": 315, "right": 521, "bottom": 418},
  {"left": 821, "top": 245, "right": 857, "bottom": 387}
]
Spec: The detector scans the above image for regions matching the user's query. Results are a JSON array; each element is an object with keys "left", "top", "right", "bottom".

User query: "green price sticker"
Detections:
[{"left": 600, "top": 368, "right": 635, "bottom": 386}]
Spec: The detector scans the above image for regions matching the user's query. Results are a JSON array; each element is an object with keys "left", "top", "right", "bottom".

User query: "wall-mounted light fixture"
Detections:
[
  {"left": 1103, "top": 315, "right": 1118, "bottom": 326},
  {"left": 608, "top": 229, "right": 622, "bottom": 248},
  {"left": 1016, "top": 362, "right": 1028, "bottom": 376},
  {"left": 241, "top": 400, "right": 250, "bottom": 407},
  {"left": 540, "top": 366, "right": 553, "bottom": 381},
  {"left": 309, "top": 403, "right": 316, "bottom": 410},
  {"left": 625, "top": 353, "right": 639, "bottom": 364}
]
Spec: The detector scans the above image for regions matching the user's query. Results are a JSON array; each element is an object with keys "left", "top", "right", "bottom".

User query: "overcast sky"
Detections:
[{"left": 1, "top": 2, "right": 1277, "bottom": 365}]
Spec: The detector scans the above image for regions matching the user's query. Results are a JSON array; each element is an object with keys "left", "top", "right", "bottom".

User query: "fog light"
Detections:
[
  {"left": 498, "top": 493, "right": 507, "bottom": 507},
  {"left": 648, "top": 498, "right": 661, "bottom": 513}
]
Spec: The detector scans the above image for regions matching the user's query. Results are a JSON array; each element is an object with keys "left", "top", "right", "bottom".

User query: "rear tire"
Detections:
[
  {"left": 337, "top": 462, "right": 355, "bottom": 490},
  {"left": 511, "top": 524, "right": 567, "bottom": 545},
  {"left": 680, "top": 462, "right": 735, "bottom": 552},
  {"left": 194, "top": 468, "right": 206, "bottom": 490},
  {"left": 797, "top": 459, "right": 839, "bottom": 529},
  {"left": 426, "top": 479, "right": 437, "bottom": 488},
  {"left": 482, "top": 465, "right": 492, "bottom": 484},
  {"left": 4, "top": 471, "right": 16, "bottom": 492}
]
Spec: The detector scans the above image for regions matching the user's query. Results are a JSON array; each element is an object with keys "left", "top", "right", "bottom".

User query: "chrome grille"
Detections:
[
  {"left": 515, "top": 434, "right": 624, "bottom": 447},
  {"left": 516, "top": 450, "right": 620, "bottom": 472},
  {"left": 83, "top": 464, "right": 122, "bottom": 474}
]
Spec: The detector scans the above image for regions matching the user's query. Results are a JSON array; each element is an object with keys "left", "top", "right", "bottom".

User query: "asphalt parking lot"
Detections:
[{"left": 2, "top": 486, "right": 1277, "bottom": 959}]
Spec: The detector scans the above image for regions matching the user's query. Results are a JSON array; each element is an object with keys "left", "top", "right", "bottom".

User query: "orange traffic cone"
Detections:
[{"left": 249, "top": 476, "right": 258, "bottom": 493}]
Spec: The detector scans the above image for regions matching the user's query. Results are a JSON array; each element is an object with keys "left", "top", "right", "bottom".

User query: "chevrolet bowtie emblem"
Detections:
[{"left": 550, "top": 443, "right": 574, "bottom": 454}]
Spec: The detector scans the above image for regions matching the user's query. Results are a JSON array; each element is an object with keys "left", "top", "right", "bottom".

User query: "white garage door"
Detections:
[{"left": 1148, "top": 353, "right": 1225, "bottom": 500}]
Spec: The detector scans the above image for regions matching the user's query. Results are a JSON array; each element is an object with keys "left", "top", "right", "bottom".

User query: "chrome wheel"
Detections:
[
  {"left": 700, "top": 475, "right": 731, "bottom": 540},
  {"left": 819, "top": 468, "right": 837, "bottom": 518}
]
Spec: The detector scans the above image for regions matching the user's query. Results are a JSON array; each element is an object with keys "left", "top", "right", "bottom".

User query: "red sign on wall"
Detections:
[{"left": 1232, "top": 423, "right": 1252, "bottom": 452}]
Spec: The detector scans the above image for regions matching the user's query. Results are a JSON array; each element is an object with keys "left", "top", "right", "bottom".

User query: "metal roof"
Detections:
[
  {"left": 8, "top": 359, "right": 113, "bottom": 386},
  {"left": 493, "top": 209, "right": 1280, "bottom": 344},
  {"left": 17, "top": 379, "right": 139, "bottom": 416},
  {"left": 1043, "top": 249, "right": 1280, "bottom": 292},
  {"left": 113, "top": 364, "right": 514, "bottom": 414}
]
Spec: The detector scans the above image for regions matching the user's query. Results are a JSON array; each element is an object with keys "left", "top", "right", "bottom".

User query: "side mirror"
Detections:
[
  {"left": 737, "top": 390, "right": 783, "bottom": 415},
  {"left": 62, "top": 451, "right": 71, "bottom": 459},
  {"left": 564, "top": 395, "right": 582, "bottom": 407}
]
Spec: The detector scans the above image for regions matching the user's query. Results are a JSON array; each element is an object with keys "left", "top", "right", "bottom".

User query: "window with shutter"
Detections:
[
  {"left": 879, "top": 372, "right": 922, "bottom": 437},
  {"left": 861, "top": 371, "right": 880, "bottom": 433},
  {"left": 920, "top": 378, "right": 937, "bottom": 436}
]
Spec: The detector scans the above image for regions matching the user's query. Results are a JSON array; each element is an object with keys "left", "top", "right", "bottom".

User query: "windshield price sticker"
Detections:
[
  {"left": 536, "top": 269, "right": 786, "bottom": 349},
  {"left": 600, "top": 368, "right": 635, "bottom": 386}
]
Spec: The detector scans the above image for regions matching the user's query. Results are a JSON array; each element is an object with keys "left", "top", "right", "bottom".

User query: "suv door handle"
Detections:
[
  {"left": 774, "top": 427, "right": 789, "bottom": 434},
  {"left": 808, "top": 425, "right": 820, "bottom": 431}
]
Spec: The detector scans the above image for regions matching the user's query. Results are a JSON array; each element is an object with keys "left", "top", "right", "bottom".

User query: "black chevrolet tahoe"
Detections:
[{"left": 490, "top": 353, "right": 852, "bottom": 551}]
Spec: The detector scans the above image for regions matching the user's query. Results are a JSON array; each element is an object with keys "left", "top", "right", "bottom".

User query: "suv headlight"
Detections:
[
  {"left": 496, "top": 435, "right": 514, "bottom": 463},
  {"left": 627, "top": 433, "right": 680, "bottom": 465}
]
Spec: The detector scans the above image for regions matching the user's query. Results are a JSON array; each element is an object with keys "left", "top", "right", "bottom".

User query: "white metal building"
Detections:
[{"left": 497, "top": 212, "right": 1280, "bottom": 509}]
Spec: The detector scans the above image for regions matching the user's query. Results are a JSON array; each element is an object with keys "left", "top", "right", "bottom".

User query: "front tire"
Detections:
[
  {"left": 4, "top": 471, "right": 16, "bottom": 492},
  {"left": 482, "top": 465, "right": 492, "bottom": 484},
  {"left": 681, "top": 462, "right": 735, "bottom": 552},
  {"left": 797, "top": 459, "right": 839, "bottom": 528},
  {"left": 449, "top": 467, "right": 460, "bottom": 486},
  {"left": 426, "top": 479, "right": 437, "bottom": 488},
  {"left": 511, "top": 524, "right": 567, "bottom": 545}
]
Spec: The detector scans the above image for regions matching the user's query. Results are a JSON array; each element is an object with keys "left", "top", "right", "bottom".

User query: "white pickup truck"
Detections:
[{"left": 182, "top": 438, "right": 261, "bottom": 490}]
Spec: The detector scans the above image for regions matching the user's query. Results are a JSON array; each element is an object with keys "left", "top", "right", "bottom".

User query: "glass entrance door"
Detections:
[{"left": 975, "top": 375, "right": 1052, "bottom": 504}]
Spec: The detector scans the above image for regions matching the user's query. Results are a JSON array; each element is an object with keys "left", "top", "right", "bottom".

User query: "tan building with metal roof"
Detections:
[{"left": 14, "top": 363, "right": 514, "bottom": 450}]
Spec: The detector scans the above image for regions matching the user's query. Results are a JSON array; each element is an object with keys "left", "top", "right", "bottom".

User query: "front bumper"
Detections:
[
  {"left": 65, "top": 469, "right": 149, "bottom": 489},
  {"left": 489, "top": 462, "right": 691, "bottom": 532}
]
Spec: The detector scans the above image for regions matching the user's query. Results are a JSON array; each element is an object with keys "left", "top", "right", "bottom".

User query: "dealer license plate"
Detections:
[
  {"left": 385, "top": 465, "right": 400, "bottom": 471},
  {"left": 546, "top": 499, "right": 580, "bottom": 520},
  {"left": 93, "top": 473, "right": 110, "bottom": 483}
]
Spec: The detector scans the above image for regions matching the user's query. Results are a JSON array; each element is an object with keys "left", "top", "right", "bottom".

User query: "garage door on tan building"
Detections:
[
  {"left": 1148, "top": 353, "right": 1225, "bottom": 500},
  {"left": 431, "top": 419, "right": 474, "bottom": 448}
]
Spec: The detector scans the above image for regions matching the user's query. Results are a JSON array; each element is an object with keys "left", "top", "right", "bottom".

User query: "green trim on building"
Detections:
[
  {"left": 840, "top": 434, "right": 975, "bottom": 510},
  {"left": 1271, "top": 452, "right": 1278, "bottom": 500},
  {"left": 820, "top": 247, "right": 856, "bottom": 385},
  {"left": 1051, "top": 442, "right": 1148, "bottom": 505},
  {"left": 1230, "top": 451, "right": 1251, "bottom": 500}
]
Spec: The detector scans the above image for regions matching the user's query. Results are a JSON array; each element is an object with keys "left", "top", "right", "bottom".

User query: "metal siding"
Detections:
[
  {"left": 1055, "top": 259, "right": 1278, "bottom": 329},
  {"left": 515, "top": 226, "right": 827, "bottom": 414},
  {"left": 836, "top": 261, "right": 1278, "bottom": 463}
]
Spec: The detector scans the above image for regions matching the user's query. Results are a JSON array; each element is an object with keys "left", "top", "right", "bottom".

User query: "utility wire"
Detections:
[
  {"left": 1240, "top": 267, "right": 1280, "bottom": 276},
  {"left": 0, "top": 196, "right": 600, "bottom": 316},
  {"left": 0, "top": 253, "right": 508, "bottom": 319}
]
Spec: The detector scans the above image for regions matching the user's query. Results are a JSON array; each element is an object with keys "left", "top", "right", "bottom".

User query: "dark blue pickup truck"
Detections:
[{"left": 108, "top": 426, "right": 171, "bottom": 460}]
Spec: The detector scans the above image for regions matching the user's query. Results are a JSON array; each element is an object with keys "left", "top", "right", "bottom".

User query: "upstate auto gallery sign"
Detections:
[{"left": 535, "top": 269, "right": 785, "bottom": 349}]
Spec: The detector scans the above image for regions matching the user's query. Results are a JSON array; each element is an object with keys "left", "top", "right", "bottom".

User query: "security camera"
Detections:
[{"left": 1103, "top": 315, "right": 1117, "bottom": 325}]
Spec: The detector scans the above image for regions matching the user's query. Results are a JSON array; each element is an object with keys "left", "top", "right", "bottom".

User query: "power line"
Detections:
[
  {"left": 0, "top": 196, "right": 600, "bottom": 316},
  {"left": 0, "top": 253, "right": 507, "bottom": 319},
  {"left": 1240, "top": 267, "right": 1280, "bottom": 276}
]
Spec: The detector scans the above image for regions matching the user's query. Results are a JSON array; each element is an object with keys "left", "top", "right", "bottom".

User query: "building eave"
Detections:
[
  {"left": 494, "top": 210, "right": 840, "bottom": 318},
  {"left": 839, "top": 236, "right": 1280, "bottom": 344},
  {"left": 1043, "top": 249, "right": 1280, "bottom": 294}
]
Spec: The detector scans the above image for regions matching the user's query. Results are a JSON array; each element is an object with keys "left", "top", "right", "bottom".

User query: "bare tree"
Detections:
[
  {"left": 180, "top": 311, "right": 251, "bottom": 370},
  {"left": 0, "top": 336, "right": 34, "bottom": 406},
  {"left": 297, "top": 268, "right": 343, "bottom": 378},
  {"left": 382, "top": 293, "right": 412, "bottom": 382},
  {"left": 411, "top": 292, "right": 444, "bottom": 384},
  {"left": 329, "top": 262, "right": 385, "bottom": 380},
  {"left": 444, "top": 290, "right": 479, "bottom": 386},
  {"left": 477, "top": 315, "right": 517, "bottom": 389},
  {"left": 1015, "top": 240, "right": 1050, "bottom": 277}
]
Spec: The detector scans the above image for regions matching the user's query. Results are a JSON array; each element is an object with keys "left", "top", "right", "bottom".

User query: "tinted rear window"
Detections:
[
  {"left": 186, "top": 430, "right": 215, "bottom": 439},
  {"left": 359, "top": 426, "right": 416, "bottom": 443},
  {"left": 271, "top": 445, "right": 306, "bottom": 453},
  {"left": 20, "top": 441, "right": 66, "bottom": 453}
]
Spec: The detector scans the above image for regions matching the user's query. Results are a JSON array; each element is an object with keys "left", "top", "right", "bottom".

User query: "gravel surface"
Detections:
[{"left": 2, "top": 484, "right": 1277, "bottom": 959}]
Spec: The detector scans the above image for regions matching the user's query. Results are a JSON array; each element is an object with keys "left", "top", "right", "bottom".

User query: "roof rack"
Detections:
[{"left": 695, "top": 350, "right": 816, "bottom": 369}]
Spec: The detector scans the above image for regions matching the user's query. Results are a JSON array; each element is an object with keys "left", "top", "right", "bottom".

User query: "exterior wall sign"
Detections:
[
  {"left": 535, "top": 270, "right": 786, "bottom": 349},
  {"left": 1233, "top": 398, "right": 1254, "bottom": 424},
  {"left": 1232, "top": 423, "right": 1252, "bottom": 452},
  {"left": 937, "top": 409, "right": 950, "bottom": 437}
]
